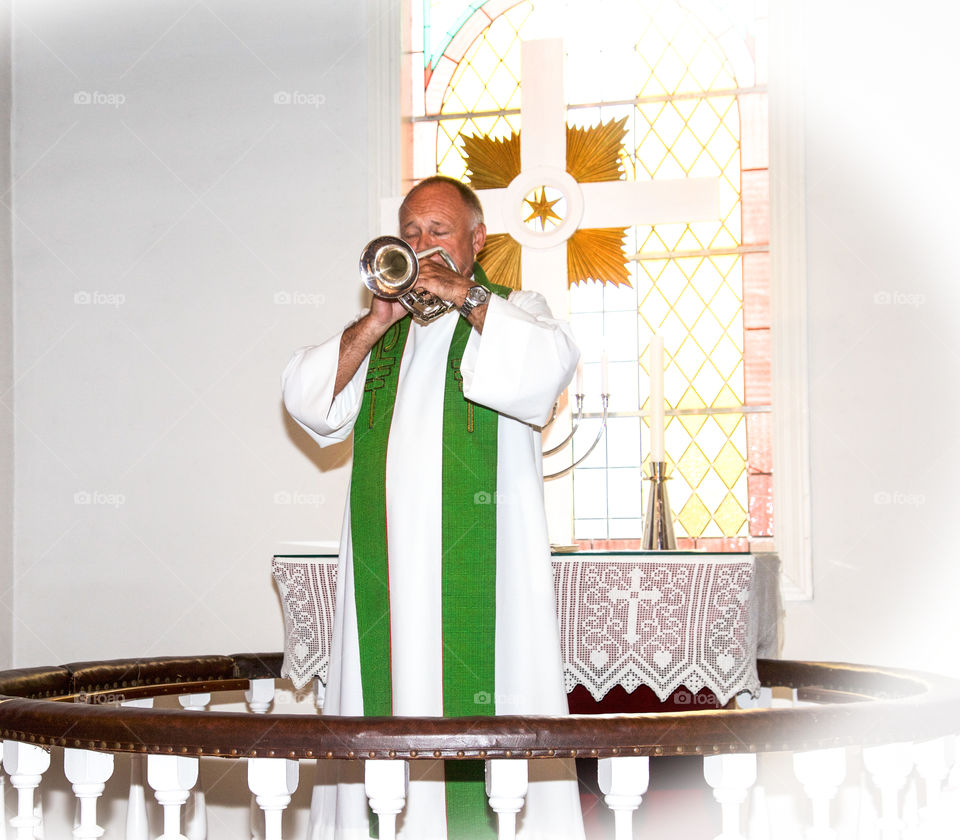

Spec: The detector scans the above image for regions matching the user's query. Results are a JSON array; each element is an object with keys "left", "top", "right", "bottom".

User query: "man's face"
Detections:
[{"left": 398, "top": 182, "right": 486, "bottom": 276}]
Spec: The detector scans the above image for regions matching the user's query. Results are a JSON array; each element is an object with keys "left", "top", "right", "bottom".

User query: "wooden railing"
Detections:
[{"left": 0, "top": 655, "right": 957, "bottom": 838}]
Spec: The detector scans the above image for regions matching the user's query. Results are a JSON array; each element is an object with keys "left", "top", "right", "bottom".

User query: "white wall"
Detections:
[
  {"left": 783, "top": 0, "right": 960, "bottom": 673},
  {"left": 11, "top": 0, "right": 373, "bottom": 666},
  {"left": 7, "top": 0, "right": 960, "bottom": 696},
  {"left": 0, "top": 0, "right": 10, "bottom": 669}
]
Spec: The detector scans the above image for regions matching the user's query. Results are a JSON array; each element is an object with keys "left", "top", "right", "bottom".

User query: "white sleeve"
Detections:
[
  {"left": 281, "top": 330, "right": 370, "bottom": 447},
  {"left": 460, "top": 290, "right": 579, "bottom": 427}
]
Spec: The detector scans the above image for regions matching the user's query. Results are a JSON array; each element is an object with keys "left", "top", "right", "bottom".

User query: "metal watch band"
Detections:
[{"left": 459, "top": 284, "right": 489, "bottom": 317}]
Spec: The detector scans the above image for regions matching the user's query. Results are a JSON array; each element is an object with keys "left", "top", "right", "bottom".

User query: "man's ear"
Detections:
[{"left": 472, "top": 222, "right": 487, "bottom": 256}]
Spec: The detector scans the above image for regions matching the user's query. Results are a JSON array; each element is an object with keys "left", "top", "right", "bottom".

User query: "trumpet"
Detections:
[{"left": 360, "top": 236, "right": 459, "bottom": 324}]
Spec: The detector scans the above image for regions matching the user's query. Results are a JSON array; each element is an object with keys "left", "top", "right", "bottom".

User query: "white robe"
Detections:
[{"left": 282, "top": 292, "right": 586, "bottom": 840}]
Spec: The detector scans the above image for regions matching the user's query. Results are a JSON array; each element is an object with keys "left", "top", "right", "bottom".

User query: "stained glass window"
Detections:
[{"left": 409, "top": 0, "right": 772, "bottom": 552}]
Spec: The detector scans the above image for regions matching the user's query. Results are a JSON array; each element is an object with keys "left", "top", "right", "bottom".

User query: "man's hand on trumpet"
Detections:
[
  {"left": 411, "top": 257, "right": 470, "bottom": 302},
  {"left": 368, "top": 294, "right": 407, "bottom": 330},
  {"left": 413, "top": 258, "right": 488, "bottom": 333}
]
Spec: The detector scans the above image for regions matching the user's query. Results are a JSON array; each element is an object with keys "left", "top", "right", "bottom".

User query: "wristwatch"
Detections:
[{"left": 459, "top": 284, "right": 490, "bottom": 317}]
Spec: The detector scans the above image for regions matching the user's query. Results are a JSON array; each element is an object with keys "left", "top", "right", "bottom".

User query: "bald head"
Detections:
[{"left": 401, "top": 175, "right": 484, "bottom": 229}]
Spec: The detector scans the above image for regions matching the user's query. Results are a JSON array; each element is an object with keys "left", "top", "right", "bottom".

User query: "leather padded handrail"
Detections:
[{"left": 0, "top": 656, "right": 956, "bottom": 761}]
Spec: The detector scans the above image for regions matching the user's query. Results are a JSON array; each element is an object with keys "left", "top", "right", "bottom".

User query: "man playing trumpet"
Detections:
[{"left": 282, "top": 176, "right": 585, "bottom": 839}]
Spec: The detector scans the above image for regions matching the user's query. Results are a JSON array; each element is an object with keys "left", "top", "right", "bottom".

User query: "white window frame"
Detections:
[{"left": 367, "top": 0, "right": 812, "bottom": 600}]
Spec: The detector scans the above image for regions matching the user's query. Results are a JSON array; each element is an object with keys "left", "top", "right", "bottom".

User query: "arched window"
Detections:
[{"left": 408, "top": 0, "right": 774, "bottom": 555}]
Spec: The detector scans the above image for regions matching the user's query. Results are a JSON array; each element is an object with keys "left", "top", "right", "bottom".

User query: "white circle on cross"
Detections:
[{"left": 502, "top": 165, "right": 584, "bottom": 250}]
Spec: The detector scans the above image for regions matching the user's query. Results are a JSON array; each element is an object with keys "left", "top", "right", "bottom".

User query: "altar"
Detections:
[{"left": 272, "top": 551, "right": 781, "bottom": 712}]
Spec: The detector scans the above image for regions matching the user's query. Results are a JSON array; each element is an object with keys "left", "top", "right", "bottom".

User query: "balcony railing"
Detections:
[{"left": 0, "top": 654, "right": 958, "bottom": 839}]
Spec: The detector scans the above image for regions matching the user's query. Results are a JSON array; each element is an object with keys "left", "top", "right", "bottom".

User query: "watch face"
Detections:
[{"left": 469, "top": 286, "right": 489, "bottom": 304}]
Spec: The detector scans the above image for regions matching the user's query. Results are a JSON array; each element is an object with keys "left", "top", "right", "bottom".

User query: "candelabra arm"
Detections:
[
  {"left": 544, "top": 395, "right": 608, "bottom": 481},
  {"left": 542, "top": 394, "right": 584, "bottom": 457}
]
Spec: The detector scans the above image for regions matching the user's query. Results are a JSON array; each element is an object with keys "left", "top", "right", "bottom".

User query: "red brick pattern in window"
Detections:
[
  {"left": 744, "top": 328, "right": 771, "bottom": 405},
  {"left": 741, "top": 169, "right": 770, "bottom": 246}
]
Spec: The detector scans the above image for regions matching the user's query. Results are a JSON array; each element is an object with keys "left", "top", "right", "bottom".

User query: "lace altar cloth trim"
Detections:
[
  {"left": 272, "top": 556, "right": 759, "bottom": 705},
  {"left": 271, "top": 558, "right": 338, "bottom": 689},
  {"left": 553, "top": 559, "right": 759, "bottom": 704}
]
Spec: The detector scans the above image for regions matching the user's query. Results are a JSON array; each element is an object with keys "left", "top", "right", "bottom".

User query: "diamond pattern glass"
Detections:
[
  {"left": 434, "top": 2, "right": 532, "bottom": 180},
  {"left": 416, "top": 0, "right": 771, "bottom": 547}
]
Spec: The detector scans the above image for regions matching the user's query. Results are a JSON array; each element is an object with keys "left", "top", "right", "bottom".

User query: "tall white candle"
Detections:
[
  {"left": 575, "top": 360, "right": 584, "bottom": 395},
  {"left": 650, "top": 335, "right": 665, "bottom": 461},
  {"left": 600, "top": 349, "right": 609, "bottom": 395}
]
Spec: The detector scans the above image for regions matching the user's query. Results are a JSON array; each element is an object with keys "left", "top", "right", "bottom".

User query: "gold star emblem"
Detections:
[
  {"left": 523, "top": 187, "right": 563, "bottom": 231},
  {"left": 462, "top": 117, "right": 633, "bottom": 290}
]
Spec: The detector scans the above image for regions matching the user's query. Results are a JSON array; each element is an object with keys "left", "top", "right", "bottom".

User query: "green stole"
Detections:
[{"left": 350, "top": 266, "right": 510, "bottom": 838}]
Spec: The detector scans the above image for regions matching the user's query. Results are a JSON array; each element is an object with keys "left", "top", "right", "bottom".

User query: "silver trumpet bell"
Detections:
[{"left": 360, "top": 235, "right": 459, "bottom": 325}]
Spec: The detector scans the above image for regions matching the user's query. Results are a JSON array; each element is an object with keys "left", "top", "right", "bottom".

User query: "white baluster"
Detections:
[
  {"left": 249, "top": 794, "right": 264, "bottom": 840},
  {"left": 2, "top": 742, "right": 50, "bottom": 840},
  {"left": 182, "top": 787, "right": 206, "bottom": 840},
  {"left": 792, "top": 747, "right": 846, "bottom": 840},
  {"left": 245, "top": 679, "right": 275, "bottom": 838},
  {"left": 485, "top": 759, "right": 528, "bottom": 840},
  {"left": 248, "top": 759, "right": 299, "bottom": 840},
  {"left": 862, "top": 742, "right": 914, "bottom": 840},
  {"left": 244, "top": 680, "right": 275, "bottom": 715},
  {"left": 901, "top": 777, "right": 919, "bottom": 840},
  {"left": 125, "top": 756, "right": 149, "bottom": 840},
  {"left": 147, "top": 755, "right": 199, "bottom": 840},
  {"left": 704, "top": 752, "right": 757, "bottom": 840},
  {"left": 32, "top": 798, "right": 42, "bottom": 840},
  {"left": 178, "top": 695, "right": 210, "bottom": 712},
  {"left": 913, "top": 737, "right": 950, "bottom": 831},
  {"left": 596, "top": 756, "right": 648, "bottom": 840},
  {"left": 364, "top": 760, "right": 408, "bottom": 840},
  {"left": 746, "top": 781, "right": 774, "bottom": 840},
  {"left": 64, "top": 749, "right": 115, "bottom": 839},
  {"left": 855, "top": 776, "right": 880, "bottom": 840},
  {"left": 178, "top": 694, "right": 210, "bottom": 840},
  {"left": 940, "top": 737, "right": 960, "bottom": 840},
  {"left": 946, "top": 735, "right": 960, "bottom": 790},
  {"left": 0, "top": 759, "right": 7, "bottom": 840},
  {"left": 123, "top": 698, "right": 153, "bottom": 840}
]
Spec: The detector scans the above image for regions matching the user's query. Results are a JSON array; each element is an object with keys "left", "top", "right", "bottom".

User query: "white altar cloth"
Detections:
[{"left": 272, "top": 553, "right": 760, "bottom": 705}]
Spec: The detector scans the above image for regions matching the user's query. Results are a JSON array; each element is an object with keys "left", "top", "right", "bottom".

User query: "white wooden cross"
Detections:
[
  {"left": 609, "top": 567, "right": 662, "bottom": 644},
  {"left": 382, "top": 38, "right": 720, "bottom": 321}
]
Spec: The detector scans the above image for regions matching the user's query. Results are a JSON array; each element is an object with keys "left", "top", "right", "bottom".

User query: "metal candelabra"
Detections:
[
  {"left": 542, "top": 391, "right": 608, "bottom": 481},
  {"left": 542, "top": 389, "right": 677, "bottom": 551}
]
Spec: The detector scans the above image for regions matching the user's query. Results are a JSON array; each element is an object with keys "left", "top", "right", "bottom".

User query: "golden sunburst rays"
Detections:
[
  {"left": 477, "top": 233, "right": 522, "bottom": 291},
  {"left": 566, "top": 116, "right": 629, "bottom": 183},
  {"left": 460, "top": 116, "right": 633, "bottom": 290},
  {"left": 461, "top": 133, "right": 521, "bottom": 189},
  {"left": 567, "top": 228, "right": 631, "bottom": 287}
]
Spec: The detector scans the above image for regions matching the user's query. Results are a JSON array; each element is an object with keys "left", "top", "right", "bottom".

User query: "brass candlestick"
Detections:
[{"left": 642, "top": 460, "right": 677, "bottom": 550}]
